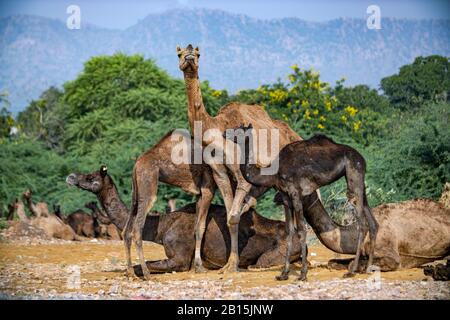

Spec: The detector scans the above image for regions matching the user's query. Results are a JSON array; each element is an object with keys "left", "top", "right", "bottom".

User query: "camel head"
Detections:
[
  {"left": 177, "top": 44, "right": 200, "bottom": 75},
  {"left": 23, "top": 189, "right": 32, "bottom": 199},
  {"left": 66, "top": 165, "right": 109, "bottom": 194}
]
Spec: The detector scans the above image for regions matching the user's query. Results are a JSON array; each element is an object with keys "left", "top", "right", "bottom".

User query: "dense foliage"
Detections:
[{"left": 1, "top": 54, "right": 448, "bottom": 219}]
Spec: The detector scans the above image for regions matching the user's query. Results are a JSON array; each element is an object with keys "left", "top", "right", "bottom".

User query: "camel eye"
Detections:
[{"left": 178, "top": 53, "right": 182, "bottom": 58}]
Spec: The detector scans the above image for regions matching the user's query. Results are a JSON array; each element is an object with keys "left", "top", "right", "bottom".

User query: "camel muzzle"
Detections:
[{"left": 66, "top": 174, "right": 78, "bottom": 186}]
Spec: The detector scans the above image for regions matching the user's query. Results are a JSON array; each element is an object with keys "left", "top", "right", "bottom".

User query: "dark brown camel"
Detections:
[
  {"left": 66, "top": 166, "right": 303, "bottom": 273},
  {"left": 224, "top": 124, "right": 378, "bottom": 280},
  {"left": 53, "top": 204, "right": 95, "bottom": 238},
  {"left": 120, "top": 130, "right": 266, "bottom": 279},
  {"left": 85, "top": 202, "right": 122, "bottom": 240}
]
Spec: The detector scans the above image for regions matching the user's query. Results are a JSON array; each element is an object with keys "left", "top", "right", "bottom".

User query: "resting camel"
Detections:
[
  {"left": 10, "top": 199, "right": 81, "bottom": 240},
  {"left": 177, "top": 44, "right": 302, "bottom": 273},
  {"left": 282, "top": 193, "right": 450, "bottom": 272},
  {"left": 66, "top": 166, "right": 303, "bottom": 273},
  {"left": 85, "top": 202, "right": 122, "bottom": 240},
  {"left": 22, "top": 190, "right": 49, "bottom": 217},
  {"left": 122, "top": 129, "right": 267, "bottom": 279},
  {"left": 225, "top": 125, "right": 378, "bottom": 280}
]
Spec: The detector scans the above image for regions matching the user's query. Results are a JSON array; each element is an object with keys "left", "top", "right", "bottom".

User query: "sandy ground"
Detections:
[{"left": 0, "top": 236, "right": 448, "bottom": 300}]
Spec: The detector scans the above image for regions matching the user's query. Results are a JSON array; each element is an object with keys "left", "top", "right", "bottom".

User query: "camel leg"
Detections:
[
  {"left": 122, "top": 213, "right": 136, "bottom": 277},
  {"left": 133, "top": 193, "right": 157, "bottom": 281},
  {"left": 344, "top": 199, "right": 367, "bottom": 277},
  {"left": 241, "top": 186, "right": 268, "bottom": 213},
  {"left": 276, "top": 193, "right": 294, "bottom": 280},
  {"left": 129, "top": 170, "right": 159, "bottom": 280},
  {"left": 193, "top": 175, "right": 215, "bottom": 273},
  {"left": 208, "top": 162, "right": 242, "bottom": 274},
  {"left": 363, "top": 193, "right": 379, "bottom": 273},
  {"left": 133, "top": 259, "right": 191, "bottom": 276},
  {"left": 219, "top": 178, "right": 252, "bottom": 274},
  {"left": 290, "top": 192, "right": 308, "bottom": 281},
  {"left": 209, "top": 163, "right": 234, "bottom": 213}
]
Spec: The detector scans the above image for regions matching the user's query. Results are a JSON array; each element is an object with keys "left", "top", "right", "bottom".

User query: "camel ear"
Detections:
[
  {"left": 100, "top": 165, "right": 108, "bottom": 177},
  {"left": 176, "top": 45, "right": 181, "bottom": 53}
]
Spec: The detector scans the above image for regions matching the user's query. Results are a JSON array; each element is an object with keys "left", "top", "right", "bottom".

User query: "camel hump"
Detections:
[{"left": 306, "top": 134, "right": 335, "bottom": 145}]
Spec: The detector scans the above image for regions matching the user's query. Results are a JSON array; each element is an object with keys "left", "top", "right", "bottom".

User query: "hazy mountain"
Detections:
[{"left": 1, "top": 9, "right": 449, "bottom": 112}]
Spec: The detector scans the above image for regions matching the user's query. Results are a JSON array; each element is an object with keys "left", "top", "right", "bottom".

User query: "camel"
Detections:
[
  {"left": 85, "top": 202, "right": 122, "bottom": 240},
  {"left": 22, "top": 190, "right": 49, "bottom": 217},
  {"left": 11, "top": 199, "right": 81, "bottom": 240},
  {"left": 66, "top": 167, "right": 304, "bottom": 273},
  {"left": 225, "top": 125, "right": 378, "bottom": 280},
  {"left": 177, "top": 44, "right": 302, "bottom": 273},
  {"left": 286, "top": 193, "right": 450, "bottom": 272},
  {"left": 121, "top": 129, "right": 267, "bottom": 279}
]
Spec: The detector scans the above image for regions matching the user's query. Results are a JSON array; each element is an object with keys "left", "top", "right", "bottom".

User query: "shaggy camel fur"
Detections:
[
  {"left": 122, "top": 129, "right": 266, "bottom": 279},
  {"left": 66, "top": 167, "right": 303, "bottom": 273},
  {"left": 225, "top": 125, "right": 378, "bottom": 280},
  {"left": 12, "top": 199, "right": 80, "bottom": 240},
  {"left": 177, "top": 44, "right": 302, "bottom": 273}
]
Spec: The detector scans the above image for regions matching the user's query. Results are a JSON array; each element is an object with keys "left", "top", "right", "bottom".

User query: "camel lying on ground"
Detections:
[
  {"left": 66, "top": 167, "right": 302, "bottom": 273},
  {"left": 274, "top": 193, "right": 450, "bottom": 271},
  {"left": 10, "top": 199, "right": 81, "bottom": 241}
]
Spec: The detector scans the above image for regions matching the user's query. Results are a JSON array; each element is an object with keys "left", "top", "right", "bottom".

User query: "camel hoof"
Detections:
[
  {"left": 297, "top": 275, "right": 307, "bottom": 282},
  {"left": 343, "top": 272, "right": 356, "bottom": 278},
  {"left": 276, "top": 274, "right": 289, "bottom": 281},
  {"left": 195, "top": 264, "right": 208, "bottom": 273},
  {"left": 126, "top": 267, "right": 136, "bottom": 278},
  {"left": 218, "top": 263, "right": 240, "bottom": 274}
]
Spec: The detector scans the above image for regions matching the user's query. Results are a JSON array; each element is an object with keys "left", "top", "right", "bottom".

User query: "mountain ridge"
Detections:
[{"left": 1, "top": 8, "right": 449, "bottom": 112}]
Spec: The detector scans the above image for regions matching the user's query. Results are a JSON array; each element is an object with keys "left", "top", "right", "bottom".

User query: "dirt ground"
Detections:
[{"left": 0, "top": 237, "right": 448, "bottom": 300}]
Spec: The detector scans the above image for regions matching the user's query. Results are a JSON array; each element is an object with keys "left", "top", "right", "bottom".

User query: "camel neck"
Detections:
[
  {"left": 303, "top": 194, "right": 359, "bottom": 254},
  {"left": 97, "top": 178, "right": 128, "bottom": 231},
  {"left": 183, "top": 73, "right": 211, "bottom": 130},
  {"left": 241, "top": 137, "right": 275, "bottom": 188},
  {"left": 16, "top": 202, "right": 29, "bottom": 222},
  {"left": 24, "top": 197, "right": 37, "bottom": 217}
]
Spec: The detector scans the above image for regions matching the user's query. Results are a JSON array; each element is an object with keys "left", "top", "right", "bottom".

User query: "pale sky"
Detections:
[{"left": 1, "top": 0, "right": 449, "bottom": 29}]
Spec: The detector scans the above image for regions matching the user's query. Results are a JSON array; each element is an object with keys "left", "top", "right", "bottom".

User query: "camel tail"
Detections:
[{"left": 130, "top": 165, "right": 139, "bottom": 219}]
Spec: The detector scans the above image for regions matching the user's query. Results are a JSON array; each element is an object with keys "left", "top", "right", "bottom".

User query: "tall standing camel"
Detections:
[
  {"left": 66, "top": 167, "right": 303, "bottom": 273},
  {"left": 225, "top": 125, "right": 378, "bottom": 280},
  {"left": 177, "top": 44, "right": 302, "bottom": 273}
]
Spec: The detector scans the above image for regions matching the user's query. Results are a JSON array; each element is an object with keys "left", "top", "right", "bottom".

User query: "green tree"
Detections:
[
  {"left": 381, "top": 55, "right": 450, "bottom": 110},
  {"left": 17, "top": 87, "right": 64, "bottom": 149},
  {"left": 0, "top": 91, "right": 15, "bottom": 139}
]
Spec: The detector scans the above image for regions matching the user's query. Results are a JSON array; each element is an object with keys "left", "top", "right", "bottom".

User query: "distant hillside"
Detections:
[{"left": 1, "top": 9, "right": 449, "bottom": 112}]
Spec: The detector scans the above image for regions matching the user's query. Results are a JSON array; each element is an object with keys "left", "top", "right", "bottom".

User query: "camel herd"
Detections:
[
  {"left": 4, "top": 45, "right": 450, "bottom": 282},
  {"left": 5, "top": 189, "right": 121, "bottom": 241}
]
